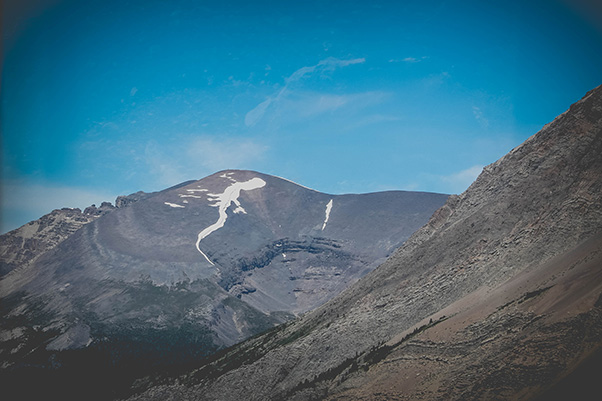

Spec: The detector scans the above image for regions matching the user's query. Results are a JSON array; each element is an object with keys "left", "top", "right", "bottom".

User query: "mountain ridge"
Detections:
[
  {"left": 125, "top": 85, "right": 602, "bottom": 400},
  {"left": 0, "top": 169, "right": 449, "bottom": 400}
]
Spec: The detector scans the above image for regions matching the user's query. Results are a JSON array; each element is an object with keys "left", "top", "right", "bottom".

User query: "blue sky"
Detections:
[{"left": 2, "top": 0, "right": 601, "bottom": 233}]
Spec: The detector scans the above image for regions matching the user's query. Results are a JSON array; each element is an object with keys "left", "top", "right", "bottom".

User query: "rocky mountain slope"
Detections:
[
  {"left": 125, "top": 86, "right": 602, "bottom": 401},
  {"left": 0, "top": 204, "right": 113, "bottom": 277},
  {"left": 0, "top": 191, "right": 152, "bottom": 278},
  {"left": 0, "top": 172, "right": 447, "bottom": 399}
]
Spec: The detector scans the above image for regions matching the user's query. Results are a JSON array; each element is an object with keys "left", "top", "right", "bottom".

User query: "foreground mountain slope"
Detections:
[
  {"left": 0, "top": 171, "right": 447, "bottom": 399},
  {"left": 129, "top": 86, "right": 602, "bottom": 400}
]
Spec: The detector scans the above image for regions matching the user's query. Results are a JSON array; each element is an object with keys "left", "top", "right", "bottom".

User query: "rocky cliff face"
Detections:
[
  {"left": 0, "top": 192, "right": 152, "bottom": 278},
  {"left": 126, "top": 86, "right": 602, "bottom": 401},
  {"left": 0, "top": 205, "right": 111, "bottom": 277},
  {"left": 0, "top": 172, "right": 447, "bottom": 399}
]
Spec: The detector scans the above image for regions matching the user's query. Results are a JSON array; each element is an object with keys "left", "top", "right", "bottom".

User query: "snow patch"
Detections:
[
  {"left": 186, "top": 189, "right": 208, "bottom": 192},
  {"left": 179, "top": 194, "right": 204, "bottom": 198},
  {"left": 165, "top": 202, "right": 185, "bottom": 208},
  {"left": 195, "top": 177, "right": 266, "bottom": 265},
  {"left": 322, "top": 199, "right": 333, "bottom": 230},
  {"left": 220, "top": 172, "right": 236, "bottom": 182},
  {"left": 233, "top": 206, "right": 247, "bottom": 214}
]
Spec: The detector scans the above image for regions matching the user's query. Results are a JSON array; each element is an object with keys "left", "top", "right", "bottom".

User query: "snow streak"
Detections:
[
  {"left": 195, "top": 177, "right": 266, "bottom": 265},
  {"left": 322, "top": 199, "right": 333, "bottom": 230}
]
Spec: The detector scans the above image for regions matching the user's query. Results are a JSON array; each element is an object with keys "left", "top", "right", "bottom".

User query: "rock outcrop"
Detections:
[
  {"left": 0, "top": 207, "right": 105, "bottom": 277},
  {"left": 0, "top": 190, "right": 152, "bottom": 278}
]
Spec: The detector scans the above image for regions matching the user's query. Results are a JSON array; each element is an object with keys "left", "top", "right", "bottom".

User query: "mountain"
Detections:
[
  {"left": 0, "top": 171, "right": 447, "bottom": 399},
  {"left": 0, "top": 203, "right": 113, "bottom": 277},
  {"left": 125, "top": 86, "right": 602, "bottom": 401},
  {"left": 0, "top": 192, "right": 153, "bottom": 278}
]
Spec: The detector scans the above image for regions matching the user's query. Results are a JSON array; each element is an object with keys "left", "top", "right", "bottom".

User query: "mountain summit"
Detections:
[{"left": 127, "top": 86, "right": 602, "bottom": 401}]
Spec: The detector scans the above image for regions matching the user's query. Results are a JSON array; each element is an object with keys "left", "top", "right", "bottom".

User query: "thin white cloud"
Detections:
[
  {"left": 285, "top": 57, "right": 365, "bottom": 84},
  {"left": 281, "top": 91, "right": 388, "bottom": 121},
  {"left": 185, "top": 137, "right": 268, "bottom": 172},
  {"left": 472, "top": 106, "right": 489, "bottom": 128},
  {"left": 144, "top": 141, "right": 188, "bottom": 186},
  {"left": 389, "top": 56, "right": 428, "bottom": 63},
  {"left": 440, "top": 165, "right": 483, "bottom": 193},
  {"left": 245, "top": 57, "right": 366, "bottom": 127},
  {"left": 404, "top": 165, "right": 484, "bottom": 196},
  {"left": 244, "top": 97, "right": 274, "bottom": 127},
  {"left": 143, "top": 136, "right": 268, "bottom": 187}
]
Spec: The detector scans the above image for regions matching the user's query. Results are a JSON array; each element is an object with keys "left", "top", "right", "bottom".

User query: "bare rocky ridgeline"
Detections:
[
  {"left": 0, "top": 203, "right": 111, "bottom": 277},
  {"left": 126, "top": 86, "right": 602, "bottom": 401},
  {"left": 0, "top": 192, "right": 152, "bottom": 278}
]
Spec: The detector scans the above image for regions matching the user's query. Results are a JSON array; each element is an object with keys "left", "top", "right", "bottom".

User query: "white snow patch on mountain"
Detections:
[
  {"left": 322, "top": 199, "right": 333, "bottom": 230},
  {"left": 195, "top": 177, "right": 266, "bottom": 265},
  {"left": 233, "top": 206, "right": 247, "bottom": 214},
  {"left": 165, "top": 202, "right": 185, "bottom": 208},
  {"left": 220, "top": 172, "right": 236, "bottom": 182}
]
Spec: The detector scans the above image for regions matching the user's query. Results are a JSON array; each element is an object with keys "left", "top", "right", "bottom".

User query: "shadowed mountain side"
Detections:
[{"left": 125, "top": 86, "right": 602, "bottom": 401}]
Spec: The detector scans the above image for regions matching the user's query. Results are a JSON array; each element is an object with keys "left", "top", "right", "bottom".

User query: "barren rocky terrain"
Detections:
[
  {"left": 123, "top": 85, "right": 602, "bottom": 401},
  {"left": 0, "top": 169, "right": 447, "bottom": 400}
]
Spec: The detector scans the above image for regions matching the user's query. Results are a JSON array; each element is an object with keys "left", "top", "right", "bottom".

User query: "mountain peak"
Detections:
[{"left": 0, "top": 168, "right": 448, "bottom": 389}]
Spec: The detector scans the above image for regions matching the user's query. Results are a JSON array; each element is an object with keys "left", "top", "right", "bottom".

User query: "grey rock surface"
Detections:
[
  {"left": 0, "top": 171, "right": 446, "bottom": 382},
  {"left": 0, "top": 190, "right": 151, "bottom": 278},
  {"left": 125, "top": 86, "right": 602, "bottom": 401},
  {"left": 0, "top": 207, "right": 104, "bottom": 277}
]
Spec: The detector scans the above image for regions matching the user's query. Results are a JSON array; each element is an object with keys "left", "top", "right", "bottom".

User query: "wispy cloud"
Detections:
[
  {"left": 245, "top": 57, "right": 366, "bottom": 127},
  {"left": 472, "top": 106, "right": 489, "bottom": 128},
  {"left": 440, "top": 165, "right": 483, "bottom": 193},
  {"left": 406, "top": 165, "right": 484, "bottom": 195},
  {"left": 143, "top": 136, "right": 268, "bottom": 186},
  {"left": 144, "top": 141, "right": 188, "bottom": 186},
  {"left": 244, "top": 98, "right": 274, "bottom": 127},
  {"left": 283, "top": 91, "right": 387, "bottom": 121},
  {"left": 185, "top": 137, "right": 268, "bottom": 172},
  {"left": 389, "top": 56, "right": 428, "bottom": 63}
]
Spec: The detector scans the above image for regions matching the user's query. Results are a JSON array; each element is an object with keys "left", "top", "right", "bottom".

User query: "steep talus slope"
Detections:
[
  {"left": 324, "top": 232, "right": 602, "bottom": 401},
  {"left": 129, "top": 85, "right": 602, "bottom": 400}
]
